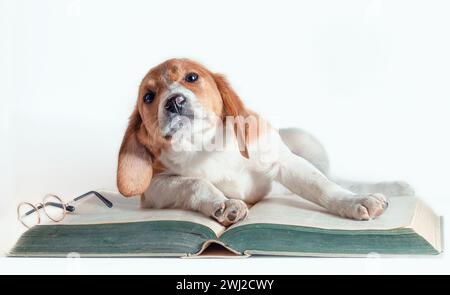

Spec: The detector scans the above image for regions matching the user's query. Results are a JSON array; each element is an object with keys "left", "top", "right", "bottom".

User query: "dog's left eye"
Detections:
[
  {"left": 143, "top": 91, "right": 155, "bottom": 104},
  {"left": 185, "top": 72, "right": 198, "bottom": 83}
]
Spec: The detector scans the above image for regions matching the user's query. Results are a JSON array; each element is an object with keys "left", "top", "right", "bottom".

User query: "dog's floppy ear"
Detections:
[
  {"left": 117, "top": 106, "right": 153, "bottom": 197},
  {"left": 213, "top": 74, "right": 250, "bottom": 159}
]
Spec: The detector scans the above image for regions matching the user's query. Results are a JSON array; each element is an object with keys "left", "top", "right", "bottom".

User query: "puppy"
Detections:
[{"left": 117, "top": 58, "right": 414, "bottom": 226}]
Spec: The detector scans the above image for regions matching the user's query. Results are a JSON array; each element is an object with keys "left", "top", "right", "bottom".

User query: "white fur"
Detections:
[{"left": 142, "top": 87, "right": 412, "bottom": 225}]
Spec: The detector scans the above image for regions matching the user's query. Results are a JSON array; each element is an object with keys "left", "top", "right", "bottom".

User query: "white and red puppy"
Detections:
[{"left": 117, "top": 58, "right": 414, "bottom": 226}]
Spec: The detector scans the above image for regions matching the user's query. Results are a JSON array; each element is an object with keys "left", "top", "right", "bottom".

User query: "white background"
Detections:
[{"left": 0, "top": 0, "right": 449, "bottom": 274}]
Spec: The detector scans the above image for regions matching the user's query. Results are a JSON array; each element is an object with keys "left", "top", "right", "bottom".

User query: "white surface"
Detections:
[
  {"left": 0, "top": 256, "right": 446, "bottom": 275},
  {"left": 1, "top": 0, "right": 449, "bottom": 274}
]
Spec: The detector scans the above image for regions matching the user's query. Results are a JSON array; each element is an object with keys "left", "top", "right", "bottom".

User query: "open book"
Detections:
[{"left": 9, "top": 192, "right": 442, "bottom": 257}]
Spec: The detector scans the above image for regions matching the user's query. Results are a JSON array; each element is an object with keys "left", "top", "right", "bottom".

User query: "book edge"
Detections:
[
  {"left": 243, "top": 250, "right": 443, "bottom": 258},
  {"left": 7, "top": 220, "right": 219, "bottom": 258},
  {"left": 408, "top": 199, "right": 443, "bottom": 253},
  {"left": 186, "top": 239, "right": 245, "bottom": 258}
]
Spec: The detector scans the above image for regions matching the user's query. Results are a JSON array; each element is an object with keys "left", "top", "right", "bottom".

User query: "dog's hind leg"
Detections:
[
  {"left": 279, "top": 128, "right": 330, "bottom": 176},
  {"left": 270, "top": 128, "right": 330, "bottom": 195},
  {"left": 278, "top": 127, "right": 415, "bottom": 197},
  {"left": 332, "top": 178, "right": 415, "bottom": 196}
]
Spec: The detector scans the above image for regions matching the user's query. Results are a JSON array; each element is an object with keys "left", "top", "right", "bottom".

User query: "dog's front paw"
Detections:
[
  {"left": 331, "top": 193, "right": 388, "bottom": 221},
  {"left": 212, "top": 199, "right": 249, "bottom": 226}
]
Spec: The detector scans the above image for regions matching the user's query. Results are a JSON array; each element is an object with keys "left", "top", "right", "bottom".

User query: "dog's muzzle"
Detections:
[{"left": 165, "top": 94, "right": 187, "bottom": 114}]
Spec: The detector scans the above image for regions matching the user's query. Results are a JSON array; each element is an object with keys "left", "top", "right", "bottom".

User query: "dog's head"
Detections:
[{"left": 117, "top": 58, "right": 249, "bottom": 197}]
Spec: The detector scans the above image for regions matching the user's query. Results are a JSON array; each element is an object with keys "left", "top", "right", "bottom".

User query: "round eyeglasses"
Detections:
[{"left": 17, "top": 191, "right": 113, "bottom": 228}]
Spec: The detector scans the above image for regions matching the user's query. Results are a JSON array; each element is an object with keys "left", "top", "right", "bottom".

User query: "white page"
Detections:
[
  {"left": 229, "top": 195, "right": 418, "bottom": 231},
  {"left": 48, "top": 191, "right": 225, "bottom": 237}
]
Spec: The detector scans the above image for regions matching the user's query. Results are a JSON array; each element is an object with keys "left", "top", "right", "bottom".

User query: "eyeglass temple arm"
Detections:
[
  {"left": 22, "top": 191, "right": 113, "bottom": 216},
  {"left": 72, "top": 191, "right": 113, "bottom": 208},
  {"left": 23, "top": 202, "right": 69, "bottom": 217},
  {"left": 23, "top": 204, "right": 42, "bottom": 216}
]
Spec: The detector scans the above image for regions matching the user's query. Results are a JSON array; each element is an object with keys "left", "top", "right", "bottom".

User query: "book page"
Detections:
[
  {"left": 48, "top": 191, "right": 225, "bottom": 237},
  {"left": 410, "top": 200, "right": 442, "bottom": 253},
  {"left": 229, "top": 194, "right": 419, "bottom": 231}
]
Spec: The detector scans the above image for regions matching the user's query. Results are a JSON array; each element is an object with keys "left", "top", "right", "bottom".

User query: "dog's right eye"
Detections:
[{"left": 143, "top": 91, "right": 155, "bottom": 104}]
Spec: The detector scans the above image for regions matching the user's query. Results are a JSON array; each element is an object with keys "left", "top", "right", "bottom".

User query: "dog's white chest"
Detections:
[{"left": 160, "top": 148, "right": 275, "bottom": 204}]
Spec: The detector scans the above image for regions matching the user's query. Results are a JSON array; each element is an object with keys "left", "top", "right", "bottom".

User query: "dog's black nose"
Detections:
[{"left": 165, "top": 94, "right": 186, "bottom": 114}]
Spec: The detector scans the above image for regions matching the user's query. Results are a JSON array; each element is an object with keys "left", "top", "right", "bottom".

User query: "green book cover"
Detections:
[{"left": 9, "top": 192, "right": 443, "bottom": 258}]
